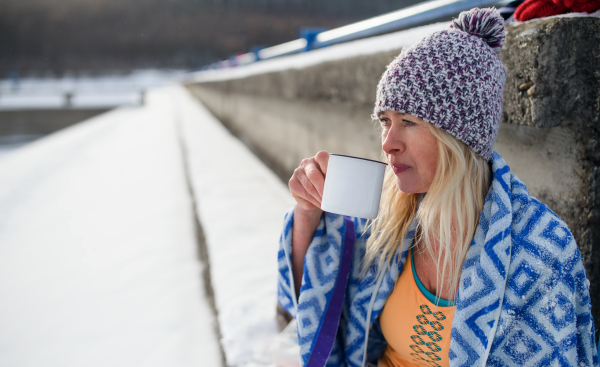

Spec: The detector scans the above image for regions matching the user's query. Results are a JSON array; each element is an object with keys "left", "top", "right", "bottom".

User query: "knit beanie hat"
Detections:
[{"left": 374, "top": 7, "right": 507, "bottom": 161}]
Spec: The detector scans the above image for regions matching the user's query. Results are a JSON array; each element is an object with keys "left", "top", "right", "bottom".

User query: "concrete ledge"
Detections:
[
  {"left": 195, "top": 50, "right": 400, "bottom": 109},
  {"left": 188, "top": 50, "right": 401, "bottom": 181},
  {"left": 188, "top": 87, "right": 382, "bottom": 180}
]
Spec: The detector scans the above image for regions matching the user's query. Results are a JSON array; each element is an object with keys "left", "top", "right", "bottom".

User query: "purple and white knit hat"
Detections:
[{"left": 374, "top": 7, "right": 507, "bottom": 160}]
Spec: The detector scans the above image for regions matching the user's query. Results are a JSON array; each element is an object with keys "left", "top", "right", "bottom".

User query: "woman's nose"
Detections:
[{"left": 382, "top": 124, "right": 404, "bottom": 155}]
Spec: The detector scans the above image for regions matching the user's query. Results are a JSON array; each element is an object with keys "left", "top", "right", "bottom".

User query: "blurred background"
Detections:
[
  {"left": 1, "top": 0, "right": 425, "bottom": 75},
  {"left": 0, "top": 0, "right": 428, "bottom": 155}
]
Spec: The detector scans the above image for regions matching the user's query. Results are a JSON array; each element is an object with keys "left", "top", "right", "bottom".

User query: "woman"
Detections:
[{"left": 277, "top": 7, "right": 598, "bottom": 367}]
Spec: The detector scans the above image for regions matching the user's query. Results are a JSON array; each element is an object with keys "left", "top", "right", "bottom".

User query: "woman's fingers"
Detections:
[
  {"left": 315, "top": 151, "right": 329, "bottom": 176},
  {"left": 305, "top": 163, "right": 325, "bottom": 198},
  {"left": 288, "top": 152, "right": 329, "bottom": 209},
  {"left": 298, "top": 166, "right": 322, "bottom": 203},
  {"left": 293, "top": 165, "right": 321, "bottom": 205},
  {"left": 307, "top": 151, "right": 328, "bottom": 197},
  {"left": 289, "top": 171, "right": 321, "bottom": 208}
]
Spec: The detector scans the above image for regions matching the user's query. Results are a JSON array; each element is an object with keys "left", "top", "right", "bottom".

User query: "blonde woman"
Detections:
[{"left": 276, "top": 7, "right": 597, "bottom": 367}]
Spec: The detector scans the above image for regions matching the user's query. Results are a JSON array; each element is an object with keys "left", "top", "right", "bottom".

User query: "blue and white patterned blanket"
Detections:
[{"left": 277, "top": 152, "right": 598, "bottom": 367}]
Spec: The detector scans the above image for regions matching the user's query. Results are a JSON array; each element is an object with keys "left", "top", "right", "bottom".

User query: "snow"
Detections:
[
  {"left": 73, "top": 92, "right": 144, "bottom": 108},
  {"left": 0, "top": 69, "right": 186, "bottom": 93},
  {"left": 0, "top": 91, "right": 143, "bottom": 110},
  {"left": 0, "top": 94, "right": 65, "bottom": 109},
  {"left": 188, "top": 21, "right": 450, "bottom": 83},
  {"left": 0, "top": 69, "right": 185, "bottom": 110},
  {"left": 0, "top": 83, "right": 296, "bottom": 366},
  {"left": 0, "top": 86, "right": 221, "bottom": 366},
  {"left": 174, "top": 86, "right": 295, "bottom": 366}
]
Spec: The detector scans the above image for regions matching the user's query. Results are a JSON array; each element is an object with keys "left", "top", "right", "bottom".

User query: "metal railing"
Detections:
[{"left": 203, "top": 0, "right": 505, "bottom": 69}]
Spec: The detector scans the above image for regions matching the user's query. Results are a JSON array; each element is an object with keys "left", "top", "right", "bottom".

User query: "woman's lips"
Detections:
[{"left": 391, "top": 163, "right": 411, "bottom": 175}]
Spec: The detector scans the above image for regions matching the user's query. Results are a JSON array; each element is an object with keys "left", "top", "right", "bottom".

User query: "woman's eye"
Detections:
[
  {"left": 379, "top": 119, "right": 390, "bottom": 127},
  {"left": 403, "top": 119, "right": 416, "bottom": 127}
]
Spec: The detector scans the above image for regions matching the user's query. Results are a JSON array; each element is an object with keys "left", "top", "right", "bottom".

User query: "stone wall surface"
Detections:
[
  {"left": 501, "top": 17, "right": 600, "bottom": 128},
  {"left": 187, "top": 16, "right": 600, "bottom": 338},
  {"left": 500, "top": 17, "right": 600, "bottom": 337}
]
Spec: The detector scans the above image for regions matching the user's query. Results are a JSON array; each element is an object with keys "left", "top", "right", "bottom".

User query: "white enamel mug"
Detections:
[{"left": 320, "top": 154, "right": 387, "bottom": 219}]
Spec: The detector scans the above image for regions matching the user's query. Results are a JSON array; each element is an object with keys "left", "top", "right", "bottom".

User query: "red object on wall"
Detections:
[{"left": 514, "top": 0, "right": 600, "bottom": 21}]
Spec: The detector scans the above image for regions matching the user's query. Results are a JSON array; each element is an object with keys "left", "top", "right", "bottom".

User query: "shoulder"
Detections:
[
  {"left": 506, "top": 173, "right": 588, "bottom": 307},
  {"left": 487, "top": 154, "right": 577, "bottom": 259},
  {"left": 493, "top": 176, "right": 596, "bottom": 363},
  {"left": 508, "top": 172, "right": 576, "bottom": 255}
]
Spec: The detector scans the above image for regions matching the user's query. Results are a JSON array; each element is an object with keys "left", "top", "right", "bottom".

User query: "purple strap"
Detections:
[{"left": 306, "top": 216, "right": 355, "bottom": 367}]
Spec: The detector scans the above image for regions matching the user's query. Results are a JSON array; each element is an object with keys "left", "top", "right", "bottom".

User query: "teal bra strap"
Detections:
[{"left": 411, "top": 249, "right": 456, "bottom": 307}]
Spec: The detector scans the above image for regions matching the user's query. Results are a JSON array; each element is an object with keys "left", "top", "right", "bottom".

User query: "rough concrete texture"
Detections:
[
  {"left": 188, "top": 16, "right": 600, "bottom": 337},
  {"left": 195, "top": 50, "right": 401, "bottom": 109},
  {"left": 501, "top": 16, "right": 600, "bottom": 335},
  {"left": 501, "top": 17, "right": 600, "bottom": 128}
]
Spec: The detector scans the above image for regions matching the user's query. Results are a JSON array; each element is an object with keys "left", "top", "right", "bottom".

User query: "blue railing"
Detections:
[{"left": 201, "top": 0, "right": 505, "bottom": 70}]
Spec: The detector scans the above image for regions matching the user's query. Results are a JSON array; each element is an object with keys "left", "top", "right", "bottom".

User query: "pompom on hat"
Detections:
[{"left": 374, "top": 7, "right": 507, "bottom": 160}]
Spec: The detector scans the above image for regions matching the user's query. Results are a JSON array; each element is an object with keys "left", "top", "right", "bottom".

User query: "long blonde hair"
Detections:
[{"left": 364, "top": 123, "right": 491, "bottom": 301}]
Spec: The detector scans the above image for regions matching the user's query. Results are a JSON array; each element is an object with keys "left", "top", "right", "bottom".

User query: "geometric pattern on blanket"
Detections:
[
  {"left": 451, "top": 153, "right": 598, "bottom": 366},
  {"left": 277, "top": 151, "right": 598, "bottom": 367}
]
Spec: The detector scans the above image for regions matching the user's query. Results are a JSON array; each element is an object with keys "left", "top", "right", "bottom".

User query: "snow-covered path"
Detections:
[
  {"left": 0, "top": 87, "right": 225, "bottom": 366},
  {"left": 0, "top": 84, "right": 295, "bottom": 367}
]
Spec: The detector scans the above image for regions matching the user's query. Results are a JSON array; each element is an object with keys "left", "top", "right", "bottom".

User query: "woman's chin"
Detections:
[
  {"left": 395, "top": 179, "right": 426, "bottom": 194},
  {"left": 396, "top": 181, "right": 414, "bottom": 194}
]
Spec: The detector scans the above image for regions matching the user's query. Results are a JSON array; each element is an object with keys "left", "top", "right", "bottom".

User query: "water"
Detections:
[{"left": 0, "top": 134, "right": 42, "bottom": 159}]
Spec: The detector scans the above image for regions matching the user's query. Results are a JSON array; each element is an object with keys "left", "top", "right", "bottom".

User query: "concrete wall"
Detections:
[
  {"left": 187, "top": 50, "right": 400, "bottom": 179},
  {"left": 188, "top": 16, "right": 600, "bottom": 333},
  {"left": 499, "top": 17, "right": 600, "bottom": 333}
]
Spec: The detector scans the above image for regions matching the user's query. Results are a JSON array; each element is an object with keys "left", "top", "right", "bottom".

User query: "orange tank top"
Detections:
[{"left": 378, "top": 249, "right": 455, "bottom": 367}]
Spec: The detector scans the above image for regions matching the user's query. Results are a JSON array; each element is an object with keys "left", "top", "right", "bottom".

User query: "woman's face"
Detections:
[{"left": 379, "top": 110, "right": 439, "bottom": 194}]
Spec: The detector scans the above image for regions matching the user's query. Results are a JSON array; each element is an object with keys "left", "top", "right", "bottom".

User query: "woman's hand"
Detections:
[
  {"left": 289, "top": 151, "right": 329, "bottom": 298},
  {"left": 288, "top": 150, "right": 329, "bottom": 215}
]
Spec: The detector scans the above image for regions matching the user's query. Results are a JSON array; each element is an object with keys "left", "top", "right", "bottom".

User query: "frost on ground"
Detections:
[{"left": 0, "top": 86, "right": 221, "bottom": 367}]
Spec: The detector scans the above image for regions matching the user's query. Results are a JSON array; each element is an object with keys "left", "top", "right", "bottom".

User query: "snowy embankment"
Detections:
[
  {"left": 174, "top": 87, "right": 295, "bottom": 366},
  {"left": 0, "top": 85, "right": 293, "bottom": 366}
]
